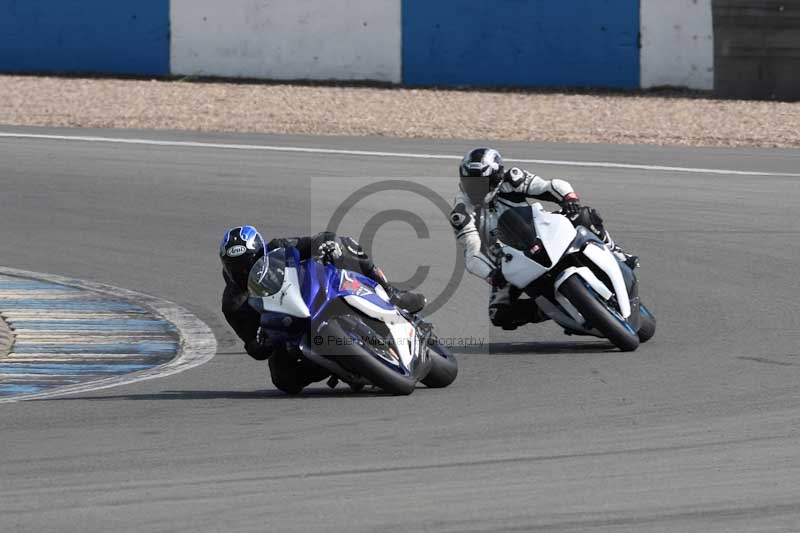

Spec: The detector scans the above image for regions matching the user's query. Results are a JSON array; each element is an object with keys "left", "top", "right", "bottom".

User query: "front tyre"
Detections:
[
  {"left": 421, "top": 338, "right": 458, "bottom": 388},
  {"left": 637, "top": 304, "right": 656, "bottom": 343},
  {"left": 317, "top": 318, "right": 416, "bottom": 395},
  {"left": 559, "top": 275, "right": 640, "bottom": 352}
]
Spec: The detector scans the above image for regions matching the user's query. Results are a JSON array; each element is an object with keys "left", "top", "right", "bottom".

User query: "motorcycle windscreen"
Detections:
[
  {"left": 247, "top": 249, "right": 286, "bottom": 297},
  {"left": 496, "top": 206, "right": 537, "bottom": 251}
]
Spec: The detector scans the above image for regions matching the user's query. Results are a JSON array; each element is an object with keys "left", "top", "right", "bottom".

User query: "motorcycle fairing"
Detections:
[
  {"left": 531, "top": 203, "right": 577, "bottom": 265},
  {"left": 334, "top": 271, "right": 417, "bottom": 369},
  {"left": 334, "top": 270, "right": 395, "bottom": 312},
  {"left": 564, "top": 228, "right": 633, "bottom": 318},
  {"left": 501, "top": 246, "right": 550, "bottom": 287},
  {"left": 384, "top": 320, "right": 419, "bottom": 370},
  {"left": 326, "top": 268, "right": 400, "bottom": 318},
  {"left": 553, "top": 241, "right": 632, "bottom": 319},
  {"left": 500, "top": 204, "right": 578, "bottom": 288},
  {"left": 580, "top": 242, "right": 631, "bottom": 318},
  {"left": 247, "top": 246, "right": 420, "bottom": 374},
  {"left": 248, "top": 248, "right": 311, "bottom": 318},
  {"left": 297, "top": 257, "right": 396, "bottom": 319},
  {"left": 342, "top": 295, "right": 406, "bottom": 324},
  {"left": 565, "top": 226, "right": 604, "bottom": 254},
  {"left": 325, "top": 266, "right": 418, "bottom": 369},
  {"left": 338, "top": 269, "right": 373, "bottom": 297},
  {"left": 301, "top": 256, "right": 328, "bottom": 317}
]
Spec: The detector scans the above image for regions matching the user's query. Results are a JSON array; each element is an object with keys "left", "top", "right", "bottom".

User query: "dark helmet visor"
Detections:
[{"left": 460, "top": 174, "right": 492, "bottom": 205}]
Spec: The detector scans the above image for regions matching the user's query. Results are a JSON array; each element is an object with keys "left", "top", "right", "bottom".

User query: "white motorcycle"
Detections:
[{"left": 486, "top": 187, "right": 656, "bottom": 351}]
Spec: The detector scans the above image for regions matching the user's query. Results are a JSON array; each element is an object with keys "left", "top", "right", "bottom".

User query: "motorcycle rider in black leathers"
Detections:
[
  {"left": 219, "top": 225, "right": 426, "bottom": 393},
  {"left": 451, "top": 147, "right": 638, "bottom": 331}
]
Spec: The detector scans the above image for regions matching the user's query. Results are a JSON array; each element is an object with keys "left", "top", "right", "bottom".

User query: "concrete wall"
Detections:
[
  {"left": 0, "top": 0, "right": 169, "bottom": 75},
  {"left": 170, "top": 0, "right": 401, "bottom": 82},
  {"left": 713, "top": 0, "right": 800, "bottom": 100},
  {"left": 402, "top": 0, "right": 640, "bottom": 89},
  {"left": 640, "top": 0, "right": 714, "bottom": 90},
  {"left": 0, "top": 1, "right": 733, "bottom": 92}
]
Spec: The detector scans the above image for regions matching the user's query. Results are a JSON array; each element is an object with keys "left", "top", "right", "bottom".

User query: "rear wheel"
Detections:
[
  {"left": 421, "top": 339, "right": 458, "bottom": 388},
  {"left": 637, "top": 304, "right": 656, "bottom": 343},
  {"left": 559, "top": 275, "right": 640, "bottom": 352},
  {"left": 316, "top": 318, "right": 416, "bottom": 395}
]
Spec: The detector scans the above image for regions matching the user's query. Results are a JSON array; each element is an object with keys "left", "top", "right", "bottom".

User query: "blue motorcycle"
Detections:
[{"left": 247, "top": 247, "right": 458, "bottom": 395}]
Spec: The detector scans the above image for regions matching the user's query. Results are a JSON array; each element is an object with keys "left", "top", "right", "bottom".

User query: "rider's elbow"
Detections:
[{"left": 465, "top": 255, "right": 494, "bottom": 280}]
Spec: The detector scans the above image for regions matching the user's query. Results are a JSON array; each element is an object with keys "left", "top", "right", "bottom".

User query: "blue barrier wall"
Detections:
[
  {"left": 402, "top": 0, "right": 640, "bottom": 89},
  {"left": 0, "top": 0, "right": 169, "bottom": 75}
]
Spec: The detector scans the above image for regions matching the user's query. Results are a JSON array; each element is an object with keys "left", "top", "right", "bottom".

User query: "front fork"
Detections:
[
  {"left": 550, "top": 242, "right": 638, "bottom": 325},
  {"left": 618, "top": 260, "right": 643, "bottom": 331}
]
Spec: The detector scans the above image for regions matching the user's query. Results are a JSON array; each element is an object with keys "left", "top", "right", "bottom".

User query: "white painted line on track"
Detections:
[
  {"left": 1, "top": 131, "right": 798, "bottom": 177},
  {"left": 0, "top": 267, "right": 217, "bottom": 403}
]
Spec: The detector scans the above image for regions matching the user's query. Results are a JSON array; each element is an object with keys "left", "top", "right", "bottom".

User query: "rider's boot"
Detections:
[
  {"left": 496, "top": 298, "right": 548, "bottom": 330},
  {"left": 365, "top": 264, "right": 427, "bottom": 313},
  {"left": 389, "top": 288, "right": 427, "bottom": 314},
  {"left": 603, "top": 232, "right": 639, "bottom": 270},
  {"left": 515, "top": 298, "right": 549, "bottom": 326}
]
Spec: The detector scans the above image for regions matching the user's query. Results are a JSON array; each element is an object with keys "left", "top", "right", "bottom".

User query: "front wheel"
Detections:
[
  {"left": 316, "top": 318, "right": 417, "bottom": 395},
  {"left": 421, "top": 339, "right": 458, "bottom": 388},
  {"left": 637, "top": 304, "right": 656, "bottom": 343},
  {"left": 559, "top": 275, "right": 640, "bottom": 352}
]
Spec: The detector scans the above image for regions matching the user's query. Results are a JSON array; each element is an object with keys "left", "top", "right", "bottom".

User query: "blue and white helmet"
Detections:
[
  {"left": 459, "top": 147, "right": 505, "bottom": 204},
  {"left": 219, "top": 225, "right": 265, "bottom": 289}
]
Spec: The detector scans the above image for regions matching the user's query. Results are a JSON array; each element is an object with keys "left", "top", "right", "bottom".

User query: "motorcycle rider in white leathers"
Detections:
[{"left": 450, "top": 147, "right": 638, "bottom": 331}]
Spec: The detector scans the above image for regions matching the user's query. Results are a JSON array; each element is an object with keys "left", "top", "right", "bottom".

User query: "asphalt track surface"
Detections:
[{"left": 2, "top": 126, "right": 800, "bottom": 532}]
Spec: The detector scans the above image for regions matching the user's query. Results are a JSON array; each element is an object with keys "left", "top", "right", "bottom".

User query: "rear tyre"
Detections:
[
  {"left": 317, "top": 319, "right": 416, "bottom": 395},
  {"left": 421, "top": 339, "right": 458, "bottom": 388},
  {"left": 559, "top": 275, "right": 640, "bottom": 352},
  {"left": 637, "top": 304, "right": 656, "bottom": 343}
]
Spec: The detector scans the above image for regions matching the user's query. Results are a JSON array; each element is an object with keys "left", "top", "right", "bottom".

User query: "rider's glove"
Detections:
[
  {"left": 317, "top": 240, "right": 343, "bottom": 264},
  {"left": 486, "top": 268, "right": 506, "bottom": 288},
  {"left": 486, "top": 241, "right": 504, "bottom": 261},
  {"left": 560, "top": 192, "right": 581, "bottom": 218},
  {"left": 245, "top": 331, "right": 273, "bottom": 361}
]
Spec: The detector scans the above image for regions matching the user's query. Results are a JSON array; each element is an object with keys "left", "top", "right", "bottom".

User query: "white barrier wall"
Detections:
[
  {"left": 170, "top": 0, "right": 401, "bottom": 82},
  {"left": 640, "top": 0, "right": 714, "bottom": 90}
]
